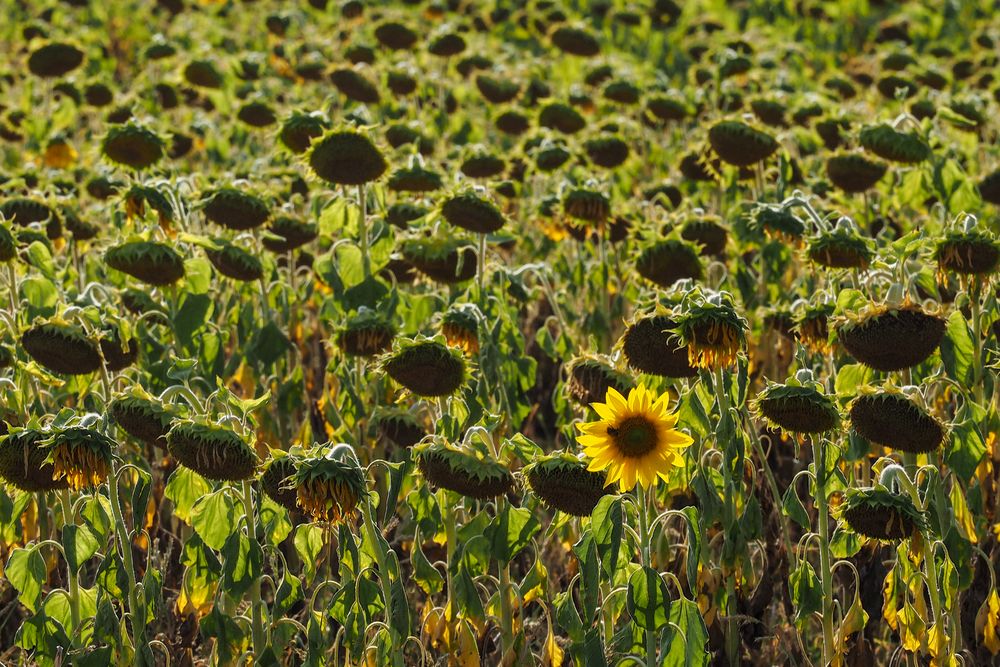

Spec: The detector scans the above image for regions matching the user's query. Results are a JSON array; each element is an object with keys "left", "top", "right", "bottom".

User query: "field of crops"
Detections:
[{"left": 1, "top": 0, "right": 1000, "bottom": 665}]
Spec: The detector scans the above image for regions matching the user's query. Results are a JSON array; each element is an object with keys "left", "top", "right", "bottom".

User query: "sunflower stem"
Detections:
[
  {"left": 811, "top": 437, "right": 836, "bottom": 667},
  {"left": 439, "top": 489, "right": 457, "bottom": 622},
  {"left": 361, "top": 496, "right": 404, "bottom": 665},
  {"left": 240, "top": 479, "right": 266, "bottom": 658},
  {"left": 476, "top": 232, "right": 487, "bottom": 305},
  {"left": 6, "top": 262, "right": 19, "bottom": 331},
  {"left": 972, "top": 292, "right": 984, "bottom": 405},
  {"left": 108, "top": 460, "right": 147, "bottom": 664},
  {"left": 358, "top": 184, "right": 371, "bottom": 280},
  {"left": 712, "top": 367, "right": 740, "bottom": 667},
  {"left": 637, "top": 483, "right": 656, "bottom": 666},
  {"left": 58, "top": 488, "right": 81, "bottom": 641}
]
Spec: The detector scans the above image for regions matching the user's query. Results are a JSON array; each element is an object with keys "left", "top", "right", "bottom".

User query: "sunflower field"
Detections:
[{"left": 2, "top": 0, "right": 1000, "bottom": 665}]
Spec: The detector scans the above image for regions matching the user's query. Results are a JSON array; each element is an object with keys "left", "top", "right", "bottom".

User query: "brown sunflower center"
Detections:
[{"left": 609, "top": 416, "right": 658, "bottom": 457}]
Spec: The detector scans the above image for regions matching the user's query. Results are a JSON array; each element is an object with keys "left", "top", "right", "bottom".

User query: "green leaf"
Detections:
[
  {"left": 940, "top": 311, "right": 975, "bottom": 386},
  {"left": 591, "top": 495, "right": 624, "bottom": 578},
  {"left": 165, "top": 467, "right": 212, "bottom": 523},
  {"left": 834, "top": 364, "right": 873, "bottom": 398},
  {"left": 6, "top": 547, "right": 47, "bottom": 611},
  {"left": 190, "top": 489, "right": 237, "bottom": 551},
  {"left": 947, "top": 404, "right": 987, "bottom": 482},
  {"left": 62, "top": 524, "right": 100, "bottom": 574},
  {"left": 25, "top": 241, "right": 54, "bottom": 277},
  {"left": 183, "top": 257, "right": 213, "bottom": 294},
  {"left": 829, "top": 525, "right": 862, "bottom": 558},
  {"left": 782, "top": 484, "right": 810, "bottom": 530},
  {"left": 294, "top": 522, "right": 326, "bottom": 586},
  {"left": 789, "top": 561, "right": 823, "bottom": 625},
  {"left": 247, "top": 322, "right": 290, "bottom": 368},
  {"left": 260, "top": 495, "right": 292, "bottom": 547},
  {"left": 411, "top": 534, "right": 444, "bottom": 596},
  {"left": 661, "top": 594, "right": 709, "bottom": 667},
  {"left": 486, "top": 505, "right": 540, "bottom": 565},
  {"left": 222, "top": 531, "right": 262, "bottom": 599},
  {"left": 627, "top": 566, "right": 670, "bottom": 631}
]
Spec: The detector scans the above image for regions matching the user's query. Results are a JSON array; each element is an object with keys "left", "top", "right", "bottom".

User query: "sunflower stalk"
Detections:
[
  {"left": 361, "top": 496, "right": 405, "bottom": 666},
  {"left": 358, "top": 184, "right": 371, "bottom": 279},
  {"left": 637, "top": 483, "right": 656, "bottom": 667},
  {"left": 58, "top": 488, "right": 81, "bottom": 640},
  {"left": 239, "top": 479, "right": 266, "bottom": 658},
  {"left": 811, "top": 436, "right": 836, "bottom": 667},
  {"left": 712, "top": 367, "right": 740, "bottom": 667}
]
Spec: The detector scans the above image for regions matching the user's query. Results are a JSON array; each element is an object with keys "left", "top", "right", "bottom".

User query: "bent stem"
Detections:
[
  {"left": 240, "top": 479, "right": 266, "bottom": 658},
  {"left": 108, "top": 461, "right": 147, "bottom": 664},
  {"left": 811, "top": 437, "right": 835, "bottom": 667},
  {"left": 637, "top": 484, "right": 656, "bottom": 667},
  {"left": 358, "top": 184, "right": 370, "bottom": 279}
]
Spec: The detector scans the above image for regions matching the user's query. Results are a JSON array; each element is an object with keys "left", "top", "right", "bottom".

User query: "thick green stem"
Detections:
[
  {"left": 440, "top": 489, "right": 457, "bottom": 620},
  {"left": 747, "top": 427, "right": 796, "bottom": 566},
  {"left": 812, "top": 438, "right": 835, "bottom": 667},
  {"left": 59, "top": 489, "right": 81, "bottom": 639},
  {"left": 362, "top": 498, "right": 404, "bottom": 666},
  {"left": 972, "top": 294, "right": 984, "bottom": 405},
  {"left": 358, "top": 184, "right": 370, "bottom": 279},
  {"left": 240, "top": 480, "right": 266, "bottom": 657},
  {"left": 637, "top": 484, "right": 656, "bottom": 666},
  {"left": 498, "top": 562, "right": 514, "bottom": 656},
  {"left": 6, "top": 262, "right": 18, "bottom": 329},
  {"left": 477, "top": 232, "right": 487, "bottom": 304},
  {"left": 108, "top": 462, "right": 146, "bottom": 663},
  {"left": 712, "top": 368, "right": 739, "bottom": 667}
]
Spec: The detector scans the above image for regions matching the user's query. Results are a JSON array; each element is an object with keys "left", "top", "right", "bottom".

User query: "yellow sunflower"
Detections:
[{"left": 576, "top": 384, "right": 694, "bottom": 491}]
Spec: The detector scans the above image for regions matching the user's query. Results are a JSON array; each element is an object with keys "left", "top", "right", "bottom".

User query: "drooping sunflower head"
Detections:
[
  {"left": 27, "top": 42, "right": 85, "bottom": 78},
  {"left": 122, "top": 184, "right": 174, "bottom": 227},
  {"left": 934, "top": 222, "right": 1000, "bottom": 292},
  {"left": 577, "top": 384, "right": 694, "bottom": 492},
  {"left": 618, "top": 312, "right": 697, "bottom": 379},
  {"left": 563, "top": 187, "right": 610, "bottom": 226},
  {"left": 839, "top": 487, "right": 927, "bottom": 542},
  {"left": 566, "top": 355, "right": 633, "bottom": 407},
  {"left": 795, "top": 302, "right": 835, "bottom": 353},
  {"left": 414, "top": 436, "right": 514, "bottom": 500},
  {"left": 807, "top": 218, "right": 874, "bottom": 270},
  {"left": 635, "top": 239, "right": 703, "bottom": 288},
  {"left": 441, "top": 304, "right": 480, "bottom": 355},
  {"left": 672, "top": 292, "right": 748, "bottom": 370},
  {"left": 707, "top": 120, "right": 778, "bottom": 167},
  {"left": 399, "top": 233, "right": 477, "bottom": 284},
  {"left": 21, "top": 318, "right": 102, "bottom": 376},
  {"left": 336, "top": 309, "right": 396, "bottom": 358},
  {"left": 263, "top": 216, "right": 318, "bottom": 254},
  {"left": 45, "top": 426, "right": 115, "bottom": 491},
  {"left": 754, "top": 379, "right": 840, "bottom": 435},
  {"left": 835, "top": 302, "right": 945, "bottom": 372},
  {"left": 859, "top": 124, "right": 931, "bottom": 164},
  {"left": 386, "top": 164, "right": 444, "bottom": 193},
  {"left": 204, "top": 239, "right": 264, "bottom": 282},
  {"left": 748, "top": 205, "right": 806, "bottom": 244},
  {"left": 848, "top": 386, "right": 945, "bottom": 454},
  {"left": 293, "top": 451, "right": 367, "bottom": 523},
  {"left": 440, "top": 190, "right": 506, "bottom": 234},
  {"left": 825, "top": 153, "right": 887, "bottom": 193},
  {"left": 0, "top": 222, "right": 16, "bottom": 262},
  {"left": 105, "top": 240, "right": 186, "bottom": 286},
  {"left": 0, "top": 428, "right": 69, "bottom": 492},
  {"left": 372, "top": 406, "right": 428, "bottom": 450},
  {"left": 261, "top": 454, "right": 301, "bottom": 513},
  {"left": 108, "top": 387, "right": 175, "bottom": 449},
  {"left": 0, "top": 197, "right": 62, "bottom": 239},
  {"left": 101, "top": 122, "right": 165, "bottom": 171},
  {"left": 200, "top": 187, "right": 270, "bottom": 231},
  {"left": 383, "top": 336, "right": 468, "bottom": 397},
  {"left": 307, "top": 127, "right": 387, "bottom": 186},
  {"left": 279, "top": 111, "right": 330, "bottom": 155},
  {"left": 167, "top": 420, "right": 258, "bottom": 482},
  {"left": 680, "top": 215, "right": 728, "bottom": 256},
  {"left": 524, "top": 451, "right": 612, "bottom": 516}
]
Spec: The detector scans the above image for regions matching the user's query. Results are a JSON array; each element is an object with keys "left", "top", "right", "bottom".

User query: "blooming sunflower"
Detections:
[{"left": 576, "top": 385, "right": 693, "bottom": 491}]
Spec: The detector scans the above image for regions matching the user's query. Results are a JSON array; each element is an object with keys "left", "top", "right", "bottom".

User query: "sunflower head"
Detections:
[
  {"left": 307, "top": 127, "right": 386, "bottom": 186},
  {"left": 414, "top": 436, "right": 514, "bottom": 500},
  {"left": 101, "top": 122, "right": 165, "bottom": 171},
  {"left": 577, "top": 385, "right": 694, "bottom": 492},
  {"left": 672, "top": 292, "right": 748, "bottom": 370},
  {"left": 336, "top": 309, "right": 396, "bottom": 358},
  {"left": 0, "top": 223, "right": 16, "bottom": 263},
  {"left": 708, "top": 120, "right": 778, "bottom": 167},
  {"left": 205, "top": 240, "right": 264, "bottom": 282},
  {"left": 795, "top": 302, "right": 835, "bottom": 353},
  {"left": 293, "top": 451, "right": 367, "bottom": 523},
  {"left": 440, "top": 190, "right": 506, "bottom": 234},
  {"left": 167, "top": 420, "right": 258, "bottom": 481},
  {"left": 550, "top": 25, "right": 600, "bottom": 57},
  {"left": 848, "top": 387, "right": 945, "bottom": 454},
  {"left": 524, "top": 451, "right": 611, "bottom": 516},
  {"left": 263, "top": 216, "right": 318, "bottom": 253},
  {"left": 21, "top": 319, "right": 102, "bottom": 376},
  {"left": 680, "top": 215, "right": 727, "bottom": 256},
  {"left": 0, "top": 197, "right": 62, "bottom": 239},
  {"left": 122, "top": 184, "right": 174, "bottom": 226},
  {"left": 372, "top": 406, "right": 427, "bottom": 450},
  {"left": 237, "top": 101, "right": 277, "bottom": 128},
  {"left": 28, "top": 42, "right": 84, "bottom": 78},
  {"left": 826, "top": 153, "right": 887, "bottom": 193},
  {"left": 859, "top": 124, "right": 930, "bottom": 164},
  {"left": 105, "top": 240, "right": 186, "bottom": 286},
  {"left": 619, "top": 313, "right": 697, "bottom": 379},
  {"left": 835, "top": 302, "right": 945, "bottom": 372},
  {"left": 279, "top": 112, "right": 330, "bottom": 155},
  {"left": 387, "top": 165, "right": 444, "bottom": 193},
  {"left": 441, "top": 304, "right": 480, "bottom": 354},
  {"left": 635, "top": 239, "right": 703, "bottom": 288},
  {"left": 399, "top": 233, "right": 477, "bottom": 284},
  {"left": 109, "top": 388, "right": 175, "bottom": 449},
  {"left": 934, "top": 221, "right": 1000, "bottom": 293},
  {"left": 567, "top": 355, "right": 632, "bottom": 407},
  {"left": 201, "top": 187, "right": 270, "bottom": 231},
  {"left": 383, "top": 337, "right": 468, "bottom": 397},
  {"left": 748, "top": 205, "right": 806, "bottom": 243},
  {"left": 46, "top": 427, "right": 115, "bottom": 491},
  {"left": 261, "top": 454, "right": 301, "bottom": 513},
  {"left": 0, "top": 428, "right": 69, "bottom": 492},
  {"left": 562, "top": 187, "right": 610, "bottom": 225},
  {"left": 807, "top": 218, "right": 873, "bottom": 270},
  {"left": 839, "top": 487, "right": 927, "bottom": 541},
  {"left": 754, "top": 377, "right": 840, "bottom": 434}
]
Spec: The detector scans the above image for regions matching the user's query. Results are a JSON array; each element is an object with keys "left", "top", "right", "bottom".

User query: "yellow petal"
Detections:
[{"left": 605, "top": 386, "right": 628, "bottom": 414}]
